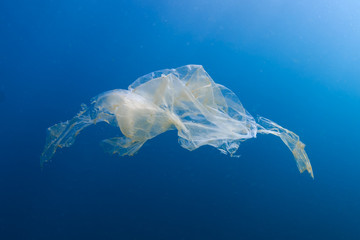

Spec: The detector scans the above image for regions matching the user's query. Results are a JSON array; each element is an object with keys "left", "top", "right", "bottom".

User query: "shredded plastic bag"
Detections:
[{"left": 41, "top": 65, "right": 313, "bottom": 178}]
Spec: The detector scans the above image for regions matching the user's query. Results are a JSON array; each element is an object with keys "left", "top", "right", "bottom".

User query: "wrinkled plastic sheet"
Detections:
[{"left": 41, "top": 65, "right": 313, "bottom": 178}]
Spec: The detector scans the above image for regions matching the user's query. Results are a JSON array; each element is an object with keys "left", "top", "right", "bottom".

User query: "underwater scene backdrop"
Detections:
[{"left": 1, "top": 0, "right": 360, "bottom": 239}]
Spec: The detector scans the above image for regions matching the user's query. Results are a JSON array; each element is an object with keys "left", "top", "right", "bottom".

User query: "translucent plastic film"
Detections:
[{"left": 41, "top": 65, "right": 313, "bottom": 178}]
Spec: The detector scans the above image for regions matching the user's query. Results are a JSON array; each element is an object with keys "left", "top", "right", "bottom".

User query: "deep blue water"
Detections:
[{"left": 1, "top": 1, "right": 360, "bottom": 239}]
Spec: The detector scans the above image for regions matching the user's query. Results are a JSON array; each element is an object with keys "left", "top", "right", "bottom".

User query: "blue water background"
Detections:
[{"left": 1, "top": 1, "right": 360, "bottom": 239}]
